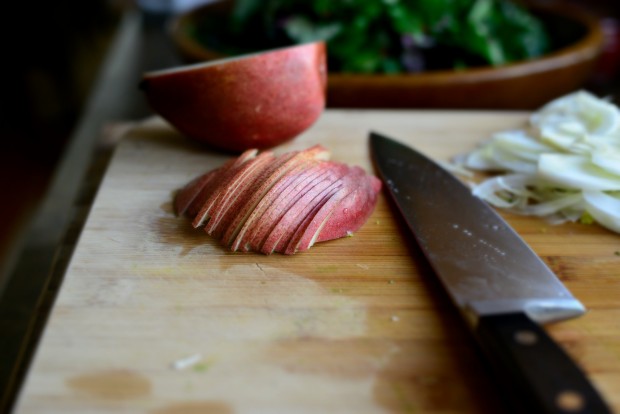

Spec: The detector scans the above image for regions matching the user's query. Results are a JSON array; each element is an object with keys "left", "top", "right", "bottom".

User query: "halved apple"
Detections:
[{"left": 140, "top": 42, "right": 327, "bottom": 152}]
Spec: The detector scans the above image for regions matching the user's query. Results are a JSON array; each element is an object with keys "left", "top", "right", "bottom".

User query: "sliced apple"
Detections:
[
  {"left": 260, "top": 165, "right": 349, "bottom": 255},
  {"left": 203, "top": 151, "right": 276, "bottom": 237},
  {"left": 285, "top": 166, "right": 368, "bottom": 254},
  {"left": 140, "top": 42, "right": 327, "bottom": 152},
  {"left": 240, "top": 163, "right": 335, "bottom": 253},
  {"left": 183, "top": 149, "right": 258, "bottom": 218},
  {"left": 225, "top": 146, "right": 331, "bottom": 250},
  {"left": 227, "top": 159, "right": 316, "bottom": 250},
  {"left": 314, "top": 169, "right": 382, "bottom": 244},
  {"left": 218, "top": 152, "right": 303, "bottom": 245},
  {"left": 282, "top": 186, "right": 346, "bottom": 255},
  {"left": 191, "top": 150, "right": 260, "bottom": 227},
  {"left": 174, "top": 169, "right": 218, "bottom": 217},
  {"left": 173, "top": 145, "right": 381, "bottom": 255}
]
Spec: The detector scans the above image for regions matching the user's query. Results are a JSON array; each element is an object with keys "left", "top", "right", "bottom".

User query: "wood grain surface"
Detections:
[{"left": 13, "top": 110, "right": 620, "bottom": 413}]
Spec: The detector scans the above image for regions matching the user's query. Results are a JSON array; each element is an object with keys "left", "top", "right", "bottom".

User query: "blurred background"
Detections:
[
  {"left": 0, "top": 0, "right": 618, "bottom": 271},
  {"left": 0, "top": 1, "right": 122, "bottom": 270}
]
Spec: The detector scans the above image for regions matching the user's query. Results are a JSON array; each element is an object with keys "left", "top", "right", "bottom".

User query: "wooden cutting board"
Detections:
[{"left": 14, "top": 110, "right": 620, "bottom": 413}]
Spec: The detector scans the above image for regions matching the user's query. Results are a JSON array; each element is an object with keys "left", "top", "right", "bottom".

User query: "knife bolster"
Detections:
[{"left": 466, "top": 298, "right": 585, "bottom": 325}]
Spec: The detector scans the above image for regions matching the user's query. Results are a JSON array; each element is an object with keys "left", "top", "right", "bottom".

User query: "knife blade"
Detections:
[{"left": 369, "top": 132, "right": 611, "bottom": 414}]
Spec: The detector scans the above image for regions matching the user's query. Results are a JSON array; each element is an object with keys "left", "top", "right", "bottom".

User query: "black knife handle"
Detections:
[{"left": 475, "top": 312, "right": 612, "bottom": 414}]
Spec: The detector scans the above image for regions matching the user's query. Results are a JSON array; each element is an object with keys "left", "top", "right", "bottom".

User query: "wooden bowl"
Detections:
[{"left": 170, "top": 2, "right": 604, "bottom": 110}]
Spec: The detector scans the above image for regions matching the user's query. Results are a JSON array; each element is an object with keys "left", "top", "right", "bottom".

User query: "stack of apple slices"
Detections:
[{"left": 174, "top": 145, "right": 382, "bottom": 255}]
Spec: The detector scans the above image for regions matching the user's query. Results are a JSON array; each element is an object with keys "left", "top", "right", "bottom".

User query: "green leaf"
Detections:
[
  {"left": 212, "top": 0, "right": 551, "bottom": 73},
  {"left": 283, "top": 16, "right": 341, "bottom": 43},
  {"left": 230, "top": 0, "right": 263, "bottom": 31}
]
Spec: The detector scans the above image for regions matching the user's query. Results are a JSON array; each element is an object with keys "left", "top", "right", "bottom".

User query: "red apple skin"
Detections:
[
  {"left": 174, "top": 145, "right": 381, "bottom": 255},
  {"left": 225, "top": 145, "right": 330, "bottom": 249},
  {"left": 261, "top": 164, "right": 349, "bottom": 255},
  {"left": 181, "top": 149, "right": 257, "bottom": 218},
  {"left": 204, "top": 151, "right": 276, "bottom": 237},
  {"left": 191, "top": 150, "right": 260, "bottom": 227},
  {"left": 286, "top": 166, "right": 365, "bottom": 254},
  {"left": 262, "top": 184, "right": 341, "bottom": 255},
  {"left": 174, "top": 169, "right": 217, "bottom": 217},
  {"left": 240, "top": 162, "right": 331, "bottom": 252},
  {"left": 313, "top": 173, "right": 381, "bottom": 244},
  {"left": 141, "top": 42, "right": 327, "bottom": 152}
]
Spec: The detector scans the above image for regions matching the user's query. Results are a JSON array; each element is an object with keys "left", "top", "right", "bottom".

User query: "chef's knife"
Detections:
[{"left": 370, "top": 132, "right": 611, "bottom": 414}]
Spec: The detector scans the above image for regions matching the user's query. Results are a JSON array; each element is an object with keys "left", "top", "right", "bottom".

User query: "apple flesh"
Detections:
[
  {"left": 259, "top": 166, "right": 347, "bottom": 255},
  {"left": 233, "top": 162, "right": 330, "bottom": 252},
  {"left": 224, "top": 146, "right": 330, "bottom": 249},
  {"left": 176, "top": 149, "right": 258, "bottom": 218},
  {"left": 140, "top": 42, "right": 327, "bottom": 152},
  {"left": 203, "top": 151, "right": 276, "bottom": 237},
  {"left": 174, "top": 145, "right": 381, "bottom": 255},
  {"left": 285, "top": 166, "right": 380, "bottom": 254}
]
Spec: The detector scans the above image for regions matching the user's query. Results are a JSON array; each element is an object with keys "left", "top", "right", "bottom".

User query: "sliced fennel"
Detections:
[
  {"left": 591, "top": 147, "right": 620, "bottom": 176},
  {"left": 583, "top": 191, "right": 620, "bottom": 233},
  {"left": 458, "top": 90, "right": 620, "bottom": 234},
  {"left": 538, "top": 154, "right": 620, "bottom": 191},
  {"left": 530, "top": 90, "right": 619, "bottom": 136},
  {"left": 463, "top": 129, "right": 553, "bottom": 173}
]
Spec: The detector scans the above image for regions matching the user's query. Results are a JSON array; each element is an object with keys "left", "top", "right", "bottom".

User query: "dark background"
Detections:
[
  {"left": 0, "top": 0, "right": 618, "bottom": 269},
  {"left": 0, "top": 0, "right": 122, "bottom": 267}
]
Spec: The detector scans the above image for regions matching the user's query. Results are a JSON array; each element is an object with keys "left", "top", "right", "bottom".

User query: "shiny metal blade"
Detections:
[{"left": 370, "top": 132, "right": 585, "bottom": 325}]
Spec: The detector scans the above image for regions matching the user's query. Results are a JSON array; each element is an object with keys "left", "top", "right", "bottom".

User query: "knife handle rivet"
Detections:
[
  {"left": 514, "top": 330, "right": 538, "bottom": 346},
  {"left": 555, "top": 390, "right": 585, "bottom": 412}
]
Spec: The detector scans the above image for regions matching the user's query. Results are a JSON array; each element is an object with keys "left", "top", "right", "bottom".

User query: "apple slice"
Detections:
[
  {"left": 203, "top": 151, "right": 276, "bottom": 237},
  {"left": 183, "top": 149, "right": 258, "bottom": 218},
  {"left": 191, "top": 150, "right": 261, "bottom": 227},
  {"left": 216, "top": 152, "right": 304, "bottom": 245},
  {"left": 242, "top": 163, "right": 339, "bottom": 252},
  {"left": 237, "top": 162, "right": 332, "bottom": 252},
  {"left": 314, "top": 172, "right": 382, "bottom": 244},
  {"left": 174, "top": 169, "right": 218, "bottom": 217},
  {"left": 174, "top": 145, "right": 382, "bottom": 255},
  {"left": 209, "top": 147, "right": 318, "bottom": 240},
  {"left": 140, "top": 42, "right": 327, "bottom": 152},
  {"left": 285, "top": 166, "right": 367, "bottom": 254},
  {"left": 226, "top": 159, "right": 314, "bottom": 250},
  {"left": 287, "top": 168, "right": 382, "bottom": 254},
  {"left": 259, "top": 164, "right": 349, "bottom": 255},
  {"left": 223, "top": 145, "right": 330, "bottom": 249},
  {"left": 268, "top": 184, "right": 343, "bottom": 255}
]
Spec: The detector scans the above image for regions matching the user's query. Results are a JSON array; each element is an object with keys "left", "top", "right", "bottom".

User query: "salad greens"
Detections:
[{"left": 191, "top": 0, "right": 550, "bottom": 73}]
